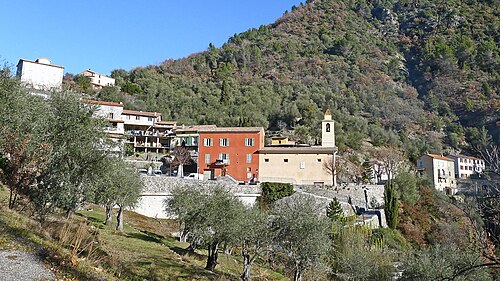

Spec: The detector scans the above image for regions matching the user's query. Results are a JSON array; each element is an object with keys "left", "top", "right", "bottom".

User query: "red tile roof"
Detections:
[
  {"left": 447, "top": 154, "right": 482, "bottom": 161},
  {"left": 198, "top": 127, "right": 264, "bottom": 133},
  {"left": 426, "top": 153, "right": 454, "bottom": 161}
]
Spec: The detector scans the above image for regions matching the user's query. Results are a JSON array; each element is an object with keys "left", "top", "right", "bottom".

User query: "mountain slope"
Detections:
[{"left": 104, "top": 0, "right": 499, "bottom": 157}]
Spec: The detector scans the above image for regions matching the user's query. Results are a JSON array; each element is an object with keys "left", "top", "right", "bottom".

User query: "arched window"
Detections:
[{"left": 326, "top": 123, "right": 331, "bottom": 132}]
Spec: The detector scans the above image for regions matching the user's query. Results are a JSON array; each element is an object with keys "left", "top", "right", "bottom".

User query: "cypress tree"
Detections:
[{"left": 384, "top": 182, "right": 399, "bottom": 229}]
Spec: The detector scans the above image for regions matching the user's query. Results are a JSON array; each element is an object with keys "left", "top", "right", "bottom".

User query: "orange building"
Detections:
[{"left": 197, "top": 127, "right": 265, "bottom": 182}]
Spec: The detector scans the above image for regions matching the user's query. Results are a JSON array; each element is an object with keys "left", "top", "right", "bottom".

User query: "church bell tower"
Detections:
[{"left": 321, "top": 109, "right": 335, "bottom": 147}]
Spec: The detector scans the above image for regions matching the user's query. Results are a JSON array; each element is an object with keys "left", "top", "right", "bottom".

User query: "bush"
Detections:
[{"left": 258, "top": 182, "right": 294, "bottom": 210}]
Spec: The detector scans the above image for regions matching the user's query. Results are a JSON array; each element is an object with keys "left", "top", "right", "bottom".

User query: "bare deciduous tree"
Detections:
[
  {"left": 369, "top": 146, "right": 406, "bottom": 184},
  {"left": 171, "top": 146, "right": 193, "bottom": 177}
]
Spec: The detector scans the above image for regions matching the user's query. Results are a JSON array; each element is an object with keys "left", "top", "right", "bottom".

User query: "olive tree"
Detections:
[
  {"left": 233, "top": 206, "right": 272, "bottom": 281},
  {"left": 401, "top": 243, "right": 492, "bottom": 281},
  {"left": 28, "top": 91, "right": 109, "bottom": 219},
  {"left": 166, "top": 183, "right": 245, "bottom": 272},
  {"left": 94, "top": 159, "right": 143, "bottom": 229},
  {"left": 270, "top": 194, "right": 330, "bottom": 281},
  {"left": 0, "top": 71, "right": 50, "bottom": 209}
]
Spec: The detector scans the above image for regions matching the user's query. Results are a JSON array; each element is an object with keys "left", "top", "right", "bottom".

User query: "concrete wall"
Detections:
[{"left": 135, "top": 176, "right": 261, "bottom": 218}]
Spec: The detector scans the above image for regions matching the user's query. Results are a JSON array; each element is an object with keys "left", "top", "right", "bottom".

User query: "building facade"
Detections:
[
  {"left": 417, "top": 154, "right": 457, "bottom": 194},
  {"left": 80, "top": 69, "right": 115, "bottom": 89},
  {"left": 197, "top": 127, "right": 265, "bottom": 182},
  {"left": 16, "top": 58, "right": 64, "bottom": 92},
  {"left": 258, "top": 110, "right": 337, "bottom": 186},
  {"left": 258, "top": 147, "right": 336, "bottom": 185},
  {"left": 83, "top": 100, "right": 125, "bottom": 154},
  {"left": 447, "top": 154, "right": 485, "bottom": 179},
  {"left": 122, "top": 110, "right": 173, "bottom": 155}
]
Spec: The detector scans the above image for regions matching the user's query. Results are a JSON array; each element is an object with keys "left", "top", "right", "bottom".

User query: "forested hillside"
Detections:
[{"left": 92, "top": 0, "right": 499, "bottom": 158}]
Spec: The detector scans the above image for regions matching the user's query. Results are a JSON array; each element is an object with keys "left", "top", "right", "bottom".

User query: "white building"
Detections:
[
  {"left": 417, "top": 154, "right": 457, "bottom": 194},
  {"left": 80, "top": 69, "right": 115, "bottom": 89},
  {"left": 447, "top": 154, "right": 485, "bottom": 179},
  {"left": 83, "top": 100, "right": 125, "bottom": 135},
  {"left": 16, "top": 58, "right": 64, "bottom": 92},
  {"left": 83, "top": 100, "right": 125, "bottom": 154}
]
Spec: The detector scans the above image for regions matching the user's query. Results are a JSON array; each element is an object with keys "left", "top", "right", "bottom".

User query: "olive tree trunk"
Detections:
[
  {"left": 104, "top": 204, "right": 113, "bottom": 225},
  {"left": 241, "top": 253, "right": 252, "bottom": 281},
  {"left": 294, "top": 261, "right": 303, "bottom": 281},
  {"left": 116, "top": 205, "right": 124, "bottom": 231},
  {"left": 205, "top": 242, "right": 219, "bottom": 272}
]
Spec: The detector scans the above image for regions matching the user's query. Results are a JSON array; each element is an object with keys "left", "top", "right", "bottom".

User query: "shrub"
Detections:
[{"left": 258, "top": 182, "right": 294, "bottom": 210}]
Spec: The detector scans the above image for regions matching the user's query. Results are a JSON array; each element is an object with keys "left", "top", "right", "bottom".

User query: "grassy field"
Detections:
[{"left": 0, "top": 186, "right": 287, "bottom": 280}]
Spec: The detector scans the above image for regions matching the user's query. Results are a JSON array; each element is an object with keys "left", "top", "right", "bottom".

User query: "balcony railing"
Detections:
[{"left": 126, "top": 130, "right": 175, "bottom": 137}]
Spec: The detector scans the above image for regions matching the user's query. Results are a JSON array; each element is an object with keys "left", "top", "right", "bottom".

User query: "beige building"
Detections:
[
  {"left": 417, "top": 154, "right": 457, "bottom": 194},
  {"left": 80, "top": 69, "right": 115, "bottom": 89},
  {"left": 258, "top": 146, "right": 336, "bottom": 185},
  {"left": 258, "top": 110, "right": 337, "bottom": 186}
]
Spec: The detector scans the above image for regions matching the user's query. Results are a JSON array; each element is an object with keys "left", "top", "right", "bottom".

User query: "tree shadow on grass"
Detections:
[
  {"left": 125, "top": 231, "right": 163, "bottom": 244},
  {"left": 170, "top": 246, "right": 206, "bottom": 260}
]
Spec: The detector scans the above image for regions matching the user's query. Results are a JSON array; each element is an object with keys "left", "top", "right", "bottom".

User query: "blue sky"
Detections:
[{"left": 0, "top": 1, "right": 301, "bottom": 75}]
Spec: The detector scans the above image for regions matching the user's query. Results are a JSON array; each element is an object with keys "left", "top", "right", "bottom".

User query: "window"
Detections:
[
  {"left": 326, "top": 123, "right": 331, "bottom": 132},
  {"left": 246, "top": 167, "right": 252, "bottom": 172},
  {"left": 418, "top": 161, "right": 423, "bottom": 167},
  {"left": 125, "top": 115, "right": 130, "bottom": 120},
  {"left": 284, "top": 159, "right": 289, "bottom": 163},
  {"left": 135, "top": 116, "right": 140, "bottom": 120},
  {"left": 244, "top": 138, "right": 254, "bottom": 146},
  {"left": 203, "top": 138, "right": 213, "bottom": 147},
  {"left": 108, "top": 113, "right": 114, "bottom": 119},
  {"left": 220, "top": 138, "right": 229, "bottom": 147},
  {"left": 264, "top": 158, "right": 269, "bottom": 162},
  {"left": 148, "top": 117, "right": 153, "bottom": 121},
  {"left": 219, "top": 153, "right": 229, "bottom": 164},
  {"left": 246, "top": 154, "right": 252, "bottom": 163},
  {"left": 205, "top": 154, "right": 211, "bottom": 164},
  {"left": 317, "top": 159, "right": 322, "bottom": 162},
  {"left": 300, "top": 162, "right": 305, "bottom": 169}
]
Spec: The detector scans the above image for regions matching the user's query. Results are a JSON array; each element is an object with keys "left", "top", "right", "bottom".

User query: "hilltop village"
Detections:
[{"left": 15, "top": 57, "right": 489, "bottom": 210}]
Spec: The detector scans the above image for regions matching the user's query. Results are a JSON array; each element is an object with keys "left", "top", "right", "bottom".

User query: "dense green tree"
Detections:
[
  {"left": 326, "top": 198, "right": 344, "bottom": 223},
  {"left": 394, "top": 171, "right": 419, "bottom": 205},
  {"left": 384, "top": 181, "right": 399, "bottom": 229}
]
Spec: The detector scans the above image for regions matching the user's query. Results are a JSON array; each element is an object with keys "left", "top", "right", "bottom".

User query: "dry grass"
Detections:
[{"left": 0, "top": 185, "right": 286, "bottom": 281}]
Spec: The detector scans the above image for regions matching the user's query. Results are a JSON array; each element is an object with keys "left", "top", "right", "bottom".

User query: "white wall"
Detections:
[
  {"left": 123, "top": 115, "right": 159, "bottom": 126},
  {"left": 18, "top": 60, "right": 63, "bottom": 90},
  {"left": 432, "top": 159, "right": 456, "bottom": 192},
  {"left": 135, "top": 192, "right": 260, "bottom": 219}
]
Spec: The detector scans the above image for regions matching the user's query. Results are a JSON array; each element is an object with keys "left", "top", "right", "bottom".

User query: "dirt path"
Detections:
[{"left": 0, "top": 250, "right": 54, "bottom": 281}]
